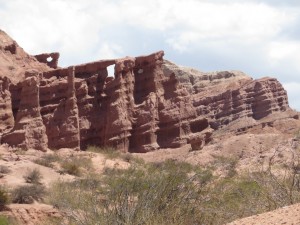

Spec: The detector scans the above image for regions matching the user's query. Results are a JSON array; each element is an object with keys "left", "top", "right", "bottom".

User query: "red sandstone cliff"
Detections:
[{"left": 0, "top": 30, "right": 298, "bottom": 152}]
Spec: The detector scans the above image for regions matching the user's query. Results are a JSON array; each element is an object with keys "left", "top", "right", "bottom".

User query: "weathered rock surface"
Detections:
[
  {"left": 0, "top": 76, "right": 14, "bottom": 134},
  {"left": 0, "top": 30, "right": 51, "bottom": 84},
  {"left": 34, "top": 52, "right": 60, "bottom": 69},
  {"left": 0, "top": 30, "right": 298, "bottom": 152},
  {"left": 2, "top": 70, "right": 48, "bottom": 151}
]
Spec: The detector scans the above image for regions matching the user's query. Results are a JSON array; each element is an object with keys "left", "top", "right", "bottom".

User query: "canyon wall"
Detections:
[{"left": 0, "top": 31, "right": 295, "bottom": 152}]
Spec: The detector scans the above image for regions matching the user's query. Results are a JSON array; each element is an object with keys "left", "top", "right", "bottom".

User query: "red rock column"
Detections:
[
  {"left": 0, "top": 77, "right": 14, "bottom": 134},
  {"left": 67, "top": 66, "right": 80, "bottom": 149},
  {"left": 1, "top": 70, "right": 48, "bottom": 151},
  {"left": 45, "top": 66, "right": 80, "bottom": 149},
  {"left": 104, "top": 57, "right": 135, "bottom": 152}
]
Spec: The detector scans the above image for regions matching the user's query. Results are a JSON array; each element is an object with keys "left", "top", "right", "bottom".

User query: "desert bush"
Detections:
[
  {"left": 86, "top": 145, "right": 120, "bottom": 159},
  {"left": 120, "top": 153, "right": 145, "bottom": 165},
  {"left": 48, "top": 160, "right": 213, "bottom": 225},
  {"left": 0, "top": 186, "right": 9, "bottom": 211},
  {"left": 46, "top": 152, "right": 300, "bottom": 225},
  {"left": 0, "top": 166, "right": 11, "bottom": 174},
  {"left": 60, "top": 156, "right": 93, "bottom": 176},
  {"left": 12, "top": 184, "right": 46, "bottom": 204},
  {"left": 34, "top": 154, "right": 60, "bottom": 168},
  {"left": 204, "top": 177, "right": 270, "bottom": 223},
  {"left": 61, "top": 162, "right": 81, "bottom": 176},
  {"left": 211, "top": 155, "right": 238, "bottom": 178},
  {"left": 24, "top": 168, "right": 43, "bottom": 184}
]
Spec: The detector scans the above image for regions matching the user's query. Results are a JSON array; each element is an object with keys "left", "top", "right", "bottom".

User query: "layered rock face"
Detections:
[
  {"left": 0, "top": 76, "right": 14, "bottom": 133},
  {"left": 0, "top": 31, "right": 296, "bottom": 152}
]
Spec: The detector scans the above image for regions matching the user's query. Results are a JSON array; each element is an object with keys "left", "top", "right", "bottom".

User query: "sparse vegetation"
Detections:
[
  {"left": 34, "top": 154, "right": 60, "bottom": 168},
  {"left": 12, "top": 184, "right": 46, "bottom": 204},
  {"left": 0, "top": 166, "right": 10, "bottom": 174},
  {"left": 44, "top": 151, "right": 300, "bottom": 225},
  {"left": 0, "top": 186, "right": 9, "bottom": 211},
  {"left": 48, "top": 160, "right": 211, "bottom": 225},
  {"left": 120, "top": 153, "right": 145, "bottom": 165},
  {"left": 61, "top": 162, "right": 81, "bottom": 176},
  {"left": 24, "top": 168, "right": 43, "bottom": 184},
  {"left": 86, "top": 145, "right": 121, "bottom": 159},
  {"left": 0, "top": 215, "right": 16, "bottom": 225},
  {"left": 60, "top": 156, "right": 93, "bottom": 176},
  {"left": 211, "top": 155, "right": 239, "bottom": 178},
  {"left": 7, "top": 65, "right": 15, "bottom": 71},
  {"left": 12, "top": 147, "right": 26, "bottom": 155}
]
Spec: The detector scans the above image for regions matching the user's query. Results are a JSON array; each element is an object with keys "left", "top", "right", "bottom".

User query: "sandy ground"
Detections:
[{"left": 227, "top": 203, "right": 300, "bottom": 225}]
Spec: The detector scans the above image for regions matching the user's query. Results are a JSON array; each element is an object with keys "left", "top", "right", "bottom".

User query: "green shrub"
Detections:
[
  {"left": 24, "top": 168, "right": 43, "bottom": 184},
  {"left": 0, "top": 216, "right": 17, "bottom": 225},
  {"left": 0, "top": 186, "right": 9, "bottom": 211},
  {"left": 12, "top": 184, "right": 46, "bottom": 204},
  {"left": 0, "top": 216, "right": 9, "bottom": 225}
]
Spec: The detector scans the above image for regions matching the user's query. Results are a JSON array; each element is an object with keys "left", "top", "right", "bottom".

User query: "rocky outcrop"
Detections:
[
  {"left": 0, "top": 76, "right": 14, "bottom": 134},
  {"left": 34, "top": 52, "right": 60, "bottom": 69},
  {"left": 2, "top": 70, "right": 48, "bottom": 151},
  {"left": 45, "top": 66, "right": 80, "bottom": 149},
  {"left": 0, "top": 31, "right": 297, "bottom": 152},
  {"left": 0, "top": 30, "right": 50, "bottom": 84}
]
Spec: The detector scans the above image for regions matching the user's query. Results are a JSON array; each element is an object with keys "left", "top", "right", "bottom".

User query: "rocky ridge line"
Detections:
[{"left": 0, "top": 31, "right": 297, "bottom": 152}]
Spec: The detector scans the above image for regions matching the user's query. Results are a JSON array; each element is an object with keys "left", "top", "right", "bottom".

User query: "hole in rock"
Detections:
[
  {"left": 107, "top": 65, "right": 115, "bottom": 77},
  {"left": 47, "top": 56, "right": 53, "bottom": 62}
]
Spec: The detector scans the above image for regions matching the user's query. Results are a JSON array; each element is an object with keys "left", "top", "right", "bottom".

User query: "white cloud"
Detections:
[
  {"left": 268, "top": 41, "right": 300, "bottom": 64},
  {"left": 283, "top": 82, "right": 300, "bottom": 111},
  {"left": 0, "top": 0, "right": 299, "bottom": 110},
  {"left": 95, "top": 42, "right": 123, "bottom": 60},
  {"left": 164, "top": 1, "right": 296, "bottom": 51}
]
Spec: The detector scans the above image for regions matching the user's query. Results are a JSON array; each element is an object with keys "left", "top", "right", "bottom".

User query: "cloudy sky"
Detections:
[{"left": 0, "top": 0, "right": 299, "bottom": 110}]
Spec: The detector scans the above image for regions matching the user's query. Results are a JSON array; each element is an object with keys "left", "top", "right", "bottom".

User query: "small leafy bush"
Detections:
[{"left": 12, "top": 184, "right": 46, "bottom": 204}]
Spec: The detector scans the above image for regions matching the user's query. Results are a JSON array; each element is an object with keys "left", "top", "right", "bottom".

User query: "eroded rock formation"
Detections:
[
  {"left": 0, "top": 76, "right": 14, "bottom": 134},
  {"left": 0, "top": 31, "right": 297, "bottom": 152},
  {"left": 34, "top": 52, "right": 60, "bottom": 69}
]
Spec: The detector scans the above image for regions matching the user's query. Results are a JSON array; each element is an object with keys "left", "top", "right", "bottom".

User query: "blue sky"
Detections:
[{"left": 0, "top": 0, "right": 299, "bottom": 110}]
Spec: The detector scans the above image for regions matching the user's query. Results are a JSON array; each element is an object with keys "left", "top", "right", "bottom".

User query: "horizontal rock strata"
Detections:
[{"left": 0, "top": 31, "right": 296, "bottom": 152}]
